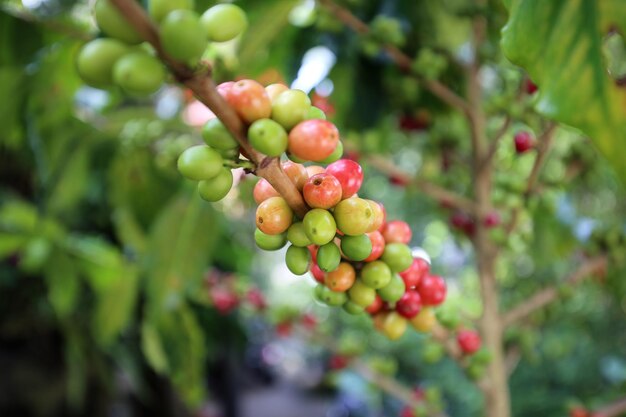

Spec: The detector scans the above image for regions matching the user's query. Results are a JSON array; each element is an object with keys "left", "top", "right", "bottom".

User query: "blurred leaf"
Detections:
[
  {"left": 45, "top": 251, "right": 80, "bottom": 318},
  {"left": 141, "top": 321, "right": 170, "bottom": 374},
  {"left": 144, "top": 191, "right": 218, "bottom": 313},
  {"left": 501, "top": 0, "right": 626, "bottom": 182}
]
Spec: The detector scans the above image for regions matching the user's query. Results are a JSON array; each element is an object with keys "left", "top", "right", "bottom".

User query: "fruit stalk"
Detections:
[{"left": 108, "top": 0, "right": 309, "bottom": 217}]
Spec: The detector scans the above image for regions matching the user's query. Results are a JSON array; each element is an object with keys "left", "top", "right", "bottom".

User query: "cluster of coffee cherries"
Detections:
[
  {"left": 253, "top": 159, "right": 448, "bottom": 340},
  {"left": 76, "top": 0, "right": 246, "bottom": 95}
]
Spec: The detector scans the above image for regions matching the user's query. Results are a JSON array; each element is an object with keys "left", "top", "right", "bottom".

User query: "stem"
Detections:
[
  {"left": 504, "top": 123, "right": 558, "bottom": 236},
  {"left": 466, "top": 5, "right": 511, "bottom": 416},
  {"left": 316, "top": 0, "right": 470, "bottom": 115},
  {"left": 594, "top": 397, "right": 626, "bottom": 417},
  {"left": 501, "top": 256, "right": 607, "bottom": 327},
  {"left": 108, "top": 0, "right": 308, "bottom": 217}
]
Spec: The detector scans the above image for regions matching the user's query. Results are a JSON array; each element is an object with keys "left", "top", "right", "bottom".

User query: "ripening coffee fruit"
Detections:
[
  {"left": 254, "top": 228, "right": 287, "bottom": 251},
  {"left": 348, "top": 280, "right": 376, "bottom": 307},
  {"left": 325, "top": 262, "right": 356, "bottom": 292},
  {"left": 149, "top": 0, "right": 194, "bottom": 23},
  {"left": 317, "top": 242, "right": 341, "bottom": 273},
  {"left": 248, "top": 118, "right": 288, "bottom": 157},
  {"left": 303, "top": 173, "right": 342, "bottom": 209},
  {"left": 177, "top": 145, "right": 223, "bottom": 181},
  {"left": 226, "top": 79, "right": 272, "bottom": 124},
  {"left": 256, "top": 196, "right": 293, "bottom": 235},
  {"left": 253, "top": 179, "right": 279, "bottom": 204},
  {"left": 316, "top": 285, "right": 348, "bottom": 306},
  {"left": 286, "top": 245, "right": 311, "bottom": 275},
  {"left": 288, "top": 119, "right": 339, "bottom": 162},
  {"left": 76, "top": 39, "right": 129, "bottom": 88},
  {"left": 287, "top": 222, "right": 312, "bottom": 247},
  {"left": 201, "top": 4, "right": 248, "bottom": 42},
  {"left": 161, "top": 10, "right": 207, "bottom": 63},
  {"left": 303, "top": 209, "right": 337, "bottom": 245},
  {"left": 197, "top": 168, "right": 233, "bottom": 202},
  {"left": 333, "top": 198, "right": 374, "bottom": 236},
  {"left": 94, "top": 0, "right": 142, "bottom": 44},
  {"left": 113, "top": 52, "right": 165, "bottom": 95},
  {"left": 202, "top": 118, "right": 239, "bottom": 151},
  {"left": 381, "top": 243, "right": 413, "bottom": 273},
  {"left": 360, "top": 261, "right": 392, "bottom": 289},
  {"left": 340, "top": 234, "right": 372, "bottom": 261},
  {"left": 271, "top": 89, "right": 311, "bottom": 130},
  {"left": 377, "top": 274, "right": 406, "bottom": 303}
]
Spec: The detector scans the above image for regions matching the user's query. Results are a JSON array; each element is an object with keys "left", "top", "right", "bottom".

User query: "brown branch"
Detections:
[
  {"left": 594, "top": 397, "right": 626, "bottom": 417},
  {"left": 108, "top": 0, "right": 308, "bottom": 217},
  {"left": 316, "top": 0, "right": 470, "bottom": 115},
  {"left": 364, "top": 154, "right": 479, "bottom": 215},
  {"left": 502, "top": 256, "right": 608, "bottom": 327}
]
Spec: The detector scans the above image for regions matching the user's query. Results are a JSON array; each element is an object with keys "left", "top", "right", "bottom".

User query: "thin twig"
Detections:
[
  {"left": 364, "top": 154, "right": 479, "bottom": 215},
  {"left": 502, "top": 256, "right": 608, "bottom": 327},
  {"left": 594, "top": 397, "right": 626, "bottom": 417},
  {"left": 481, "top": 116, "right": 511, "bottom": 169},
  {"left": 503, "top": 123, "right": 558, "bottom": 236},
  {"left": 108, "top": 0, "right": 309, "bottom": 217},
  {"left": 316, "top": 0, "right": 470, "bottom": 115}
]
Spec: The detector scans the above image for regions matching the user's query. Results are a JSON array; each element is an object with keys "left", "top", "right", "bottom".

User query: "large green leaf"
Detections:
[
  {"left": 501, "top": 0, "right": 626, "bottom": 181},
  {"left": 144, "top": 191, "right": 219, "bottom": 314}
]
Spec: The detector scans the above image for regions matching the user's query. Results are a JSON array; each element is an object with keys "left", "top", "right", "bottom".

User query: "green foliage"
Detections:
[{"left": 501, "top": 0, "right": 626, "bottom": 182}]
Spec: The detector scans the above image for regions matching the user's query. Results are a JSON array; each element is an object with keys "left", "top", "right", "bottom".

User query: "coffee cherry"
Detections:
[
  {"left": 226, "top": 79, "right": 272, "bottom": 124},
  {"left": 113, "top": 52, "right": 165, "bottom": 95},
  {"left": 524, "top": 78, "right": 538, "bottom": 95},
  {"left": 265, "top": 83, "right": 289, "bottom": 101},
  {"left": 248, "top": 118, "right": 288, "bottom": 157},
  {"left": 361, "top": 260, "right": 392, "bottom": 289},
  {"left": 316, "top": 285, "right": 347, "bottom": 306},
  {"left": 340, "top": 234, "right": 372, "bottom": 261},
  {"left": 306, "top": 106, "right": 327, "bottom": 120},
  {"left": 381, "top": 243, "right": 413, "bottom": 273},
  {"left": 410, "top": 307, "right": 436, "bottom": 332},
  {"left": 177, "top": 145, "right": 223, "bottom": 180},
  {"left": 333, "top": 198, "right": 374, "bottom": 236},
  {"left": 256, "top": 196, "right": 293, "bottom": 235},
  {"left": 382, "top": 312, "right": 407, "bottom": 340},
  {"left": 396, "top": 290, "right": 422, "bottom": 319},
  {"left": 365, "top": 294, "right": 384, "bottom": 314},
  {"left": 303, "top": 209, "right": 337, "bottom": 245},
  {"left": 201, "top": 4, "right": 247, "bottom": 42},
  {"left": 271, "top": 89, "right": 311, "bottom": 130},
  {"left": 254, "top": 228, "right": 287, "bottom": 251},
  {"left": 303, "top": 173, "right": 342, "bottom": 209},
  {"left": 253, "top": 178, "right": 279, "bottom": 204},
  {"left": 161, "top": 10, "right": 207, "bottom": 63},
  {"left": 377, "top": 274, "right": 406, "bottom": 303},
  {"left": 483, "top": 211, "right": 501, "bottom": 228},
  {"left": 197, "top": 168, "right": 233, "bottom": 201},
  {"left": 317, "top": 242, "right": 341, "bottom": 272},
  {"left": 457, "top": 329, "right": 482, "bottom": 354},
  {"left": 365, "top": 200, "right": 385, "bottom": 232},
  {"left": 348, "top": 280, "right": 377, "bottom": 307},
  {"left": 76, "top": 39, "right": 129, "bottom": 88},
  {"left": 399, "top": 257, "right": 429, "bottom": 288},
  {"left": 286, "top": 245, "right": 311, "bottom": 275},
  {"left": 318, "top": 141, "right": 343, "bottom": 164},
  {"left": 364, "top": 231, "right": 385, "bottom": 262},
  {"left": 281, "top": 161, "right": 308, "bottom": 191},
  {"left": 202, "top": 118, "right": 239, "bottom": 150},
  {"left": 217, "top": 81, "right": 234, "bottom": 98},
  {"left": 325, "top": 159, "right": 363, "bottom": 199},
  {"left": 149, "top": 0, "right": 194, "bottom": 23},
  {"left": 343, "top": 301, "right": 365, "bottom": 315},
  {"left": 382, "top": 220, "right": 412, "bottom": 244},
  {"left": 325, "top": 262, "right": 356, "bottom": 291},
  {"left": 306, "top": 165, "right": 325, "bottom": 176},
  {"left": 514, "top": 131, "right": 534, "bottom": 153},
  {"left": 288, "top": 119, "right": 339, "bottom": 161},
  {"left": 417, "top": 275, "right": 447, "bottom": 306},
  {"left": 287, "top": 222, "right": 312, "bottom": 247},
  {"left": 94, "top": 0, "right": 142, "bottom": 44}
]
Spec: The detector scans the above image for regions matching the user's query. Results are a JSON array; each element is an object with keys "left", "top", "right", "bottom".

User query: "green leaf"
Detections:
[
  {"left": 141, "top": 322, "right": 170, "bottom": 374},
  {"left": 45, "top": 251, "right": 80, "bottom": 318},
  {"left": 501, "top": 0, "right": 626, "bottom": 181},
  {"left": 144, "top": 191, "right": 218, "bottom": 313}
]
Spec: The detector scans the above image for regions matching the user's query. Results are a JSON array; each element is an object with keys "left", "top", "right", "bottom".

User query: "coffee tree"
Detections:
[{"left": 0, "top": 1, "right": 625, "bottom": 417}]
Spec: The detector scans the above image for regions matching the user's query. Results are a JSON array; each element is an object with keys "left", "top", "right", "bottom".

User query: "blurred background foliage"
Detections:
[{"left": 0, "top": 0, "right": 625, "bottom": 416}]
